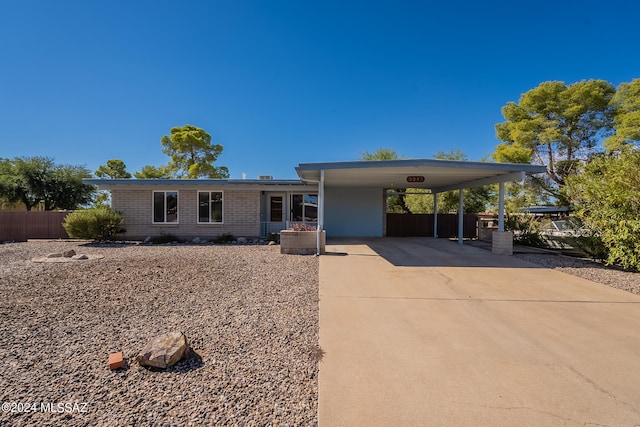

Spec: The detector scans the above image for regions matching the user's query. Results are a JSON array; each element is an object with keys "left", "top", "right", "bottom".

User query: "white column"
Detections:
[
  {"left": 458, "top": 188, "right": 464, "bottom": 245},
  {"left": 498, "top": 182, "right": 505, "bottom": 232},
  {"left": 317, "top": 169, "right": 325, "bottom": 255},
  {"left": 433, "top": 192, "right": 438, "bottom": 238}
]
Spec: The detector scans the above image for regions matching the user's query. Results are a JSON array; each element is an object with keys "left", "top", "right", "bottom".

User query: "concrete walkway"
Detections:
[{"left": 319, "top": 237, "right": 640, "bottom": 426}]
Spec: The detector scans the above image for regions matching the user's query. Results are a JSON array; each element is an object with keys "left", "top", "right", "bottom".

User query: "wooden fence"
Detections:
[
  {"left": 386, "top": 213, "right": 478, "bottom": 238},
  {"left": 0, "top": 211, "right": 71, "bottom": 242}
]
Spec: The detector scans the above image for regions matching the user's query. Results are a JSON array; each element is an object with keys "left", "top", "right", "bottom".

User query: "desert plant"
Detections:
[
  {"left": 212, "top": 233, "right": 235, "bottom": 244},
  {"left": 505, "top": 214, "right": 546, "bottom": 248},
  {"left": 63, "top": 207, "right": 124, "bottom": 240},
  {"left": 574, "top": 230, "right": 609, "bottom": 261},
  {"left": 150, "top": 232, "right": 180, "bottom": 244},
  {"left": 289, "top": 223, "right": 317, "bottom": 231}
]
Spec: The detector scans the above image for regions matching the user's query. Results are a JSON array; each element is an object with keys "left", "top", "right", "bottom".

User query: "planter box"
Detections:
[
  {"left": 280, "top": 230, "right": 326, "bottom": 255},
  {"left": 492, "top": 231, "right": 513, "bottom": 255}
]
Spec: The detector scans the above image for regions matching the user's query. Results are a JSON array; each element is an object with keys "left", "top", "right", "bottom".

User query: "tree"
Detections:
[
  {"left": 360, "top": 148, "right": 404, "bottom": 161},
  {"left": 160, "top": 124, "right": 229, "bottom": 178},
  {"left": 494, "top": 79, "right": 615, "bottom": 205},
  {"left": 605, "top": 78, "right": 640, "bottom": 152},
  {"left": 95, "top": 159, "right": 132, "bottom": 179},
  {"left": 134, "top": 165, "right": 173, "bottom": 179},
  {"left": 0, "top": 157, "right": 94, "bottom": 210},
  {"left": 359, "top": 148, "right": 409, "bottom": 213},
  {"left": 405, "top": 150, "right": 493, "bottom": 214},
  {"left": 566, "top": 151, "right": 640, "bottom": 270}
]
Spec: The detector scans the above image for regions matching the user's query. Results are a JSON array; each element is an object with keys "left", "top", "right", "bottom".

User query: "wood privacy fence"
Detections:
[
  {"left": 386, "top": 213, "right": 478, "bottom": 238},
  {"left": 0, "top": 211, "right": 71, "bottom": 242}
]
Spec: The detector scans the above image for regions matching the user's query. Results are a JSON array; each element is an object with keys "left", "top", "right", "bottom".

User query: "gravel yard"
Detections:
[
  {"left": 0, "top": 241, "right": 319, "bottom": 426},
  {"left": 514, "top": 253, "right": 640, "bottom": 295}
]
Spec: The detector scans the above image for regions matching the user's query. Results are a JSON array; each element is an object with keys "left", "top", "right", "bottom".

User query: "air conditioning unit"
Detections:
[{"left": 258, "top": 175, "right": 273, "bottom": 180}]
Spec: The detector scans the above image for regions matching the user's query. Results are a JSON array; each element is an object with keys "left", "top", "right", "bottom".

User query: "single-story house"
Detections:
[{"left": 85, "top": 159, "right": 546, "bottom": 246}]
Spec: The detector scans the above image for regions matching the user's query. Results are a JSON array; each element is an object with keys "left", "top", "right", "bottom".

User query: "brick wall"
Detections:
[{"left": 111, "top": 189, "right": 260, "bottom": 240}]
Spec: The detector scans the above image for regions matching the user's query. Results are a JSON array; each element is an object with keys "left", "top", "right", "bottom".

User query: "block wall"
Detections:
[{"left": 111, "top": 189, "right": 260, "bottom": 240}]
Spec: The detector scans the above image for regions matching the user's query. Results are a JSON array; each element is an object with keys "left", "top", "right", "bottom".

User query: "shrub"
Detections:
[
  {"left": 574, "top": 231, "right": 609, "bottom": 261},
  {"left": 150, "top": 232, "right": 180, "bottom": 244},
  {"left": 505, "top": 214, "right": 546, "bottom": 248},
  {"left": 213, "top": 233, "right": 234, "bottom": 244},
  {"left": 63, "top": 207, "right": 124, "bottom": 240}
]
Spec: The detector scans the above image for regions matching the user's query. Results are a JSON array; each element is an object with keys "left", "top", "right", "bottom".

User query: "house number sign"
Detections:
[{"left": 406, "top": 176, "right": 425, "bottom": 183}]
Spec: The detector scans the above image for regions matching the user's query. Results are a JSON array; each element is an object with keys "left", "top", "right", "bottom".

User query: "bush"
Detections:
[
  {"left": 150, "top": 232, "right": 180, "bottom": 244},
  {"left": 505, "top": 214, "right": 546, "bottom": 248},
  {"left": 63, "top": 208, "right": 124, "bottom": 240},
  {"left": 212, "top": 233, "right": 234, "bottom": 244},
  {"left": 574, "top": 231, "right": 609, "bottom": 261}
]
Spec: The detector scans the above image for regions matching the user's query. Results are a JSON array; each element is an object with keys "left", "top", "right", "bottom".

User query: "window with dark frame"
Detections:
[
  {"left": 152, "top": 191, "right": 178, "bottom": 223},
  {"left": 198, "top": 191, "right": 223, "bottom": 223}
]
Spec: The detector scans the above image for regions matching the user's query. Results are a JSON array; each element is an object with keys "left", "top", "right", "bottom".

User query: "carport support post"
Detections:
[
  {"left": 317, "top": 169, "right": 325, "bottom": 255},
  {"left": 498, "top": 182, "right": 505, "bottom": 232},
  {"left": 433, "top": 192, "right": 438, "bottom": 238},
  {"left": 458, "top": 188, "right": 464, "bottom": 245}
]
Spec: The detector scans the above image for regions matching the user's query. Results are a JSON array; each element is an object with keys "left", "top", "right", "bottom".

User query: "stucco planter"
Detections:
[
  {"left": 280, "top": 230, "right": 326, "bottom": 255},
  {"left": 492, "top": 231, "right": 513, "bottom": 255}
]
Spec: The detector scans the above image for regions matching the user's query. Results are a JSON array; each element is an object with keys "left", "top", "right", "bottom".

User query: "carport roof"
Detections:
[{"left": 295, "top": 159, "right": 547, "bottom": 192}]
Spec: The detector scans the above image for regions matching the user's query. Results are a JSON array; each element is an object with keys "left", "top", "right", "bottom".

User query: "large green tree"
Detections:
[
  {"left": 134, "top": 165, "right": 173, "bottom": 179},
  {"left": 161, "top": 124, "right": 229, "bottom": 178},
  {"left": 95, "top": 159, "right": 132, "bottom": 179},
  {"left": 605, "top": 78, "right": 640, "bottom": 152},
  {"left": 0, "top": 157, "right": 94, "bottom": 210},
  {"left": 494, "top": 79, "right": 615, "bottom": 205},
  {"left": 566, "top": 150, "right": 640, "bottom": 270}
]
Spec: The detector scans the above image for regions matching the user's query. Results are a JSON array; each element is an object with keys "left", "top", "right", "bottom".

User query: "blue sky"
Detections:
[{"left": 1, "top": 0, "right": 639, "bottom": 179}]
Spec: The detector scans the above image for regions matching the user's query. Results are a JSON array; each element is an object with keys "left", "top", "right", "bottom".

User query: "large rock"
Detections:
[
  {"left": 63, "top": 249, "right": 76, "bottom": 258},
  {"left": 136, "top": 332, "right": 189, "bottom": 369}
]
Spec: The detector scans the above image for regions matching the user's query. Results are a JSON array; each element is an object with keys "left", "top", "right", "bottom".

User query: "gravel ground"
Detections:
[
  {"left": 514, "top": 253, "right": 640, "bottom": 295},
  {"left": 0, "top": 241, "right": 319, "bottom": 426}
]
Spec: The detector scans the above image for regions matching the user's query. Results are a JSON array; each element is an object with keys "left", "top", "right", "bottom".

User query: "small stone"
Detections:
[
  {"left": 144, "top": 236, "right": 152, "bottom": 243},
  {"left": 192, "top": 237, "right": 201, "bottom": 244},
  {"left": 46, "top": 253, "right": 63, "bottom": 258},
  {"left": 136, "top": 331, "right": 189, "bottom": 369},
  {"left": 63, "top": 249, "right": 76, "bottom": 258},
  {"left": 71, "top": 254, "right": 88, "bottom": 260},
  {"left": 237, "top": 237, "right": 247, "bottom": 244},
  {"left": 268, "top": 241, "right": 276, "bottom": 246}
]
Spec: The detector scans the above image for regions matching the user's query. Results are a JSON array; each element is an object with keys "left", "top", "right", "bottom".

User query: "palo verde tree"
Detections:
[
  {"left": 494, "top": 79, "right": 615, "bottom": 205},
  {"left": 161, "top": 124, "right": 229, "bottom": 178},
  {"left": 134, "top": 165, "right": 173, "bottom": 179},
  {"left": 0, "top": 157, "right": 94, "bottom": 210},
  {"left": 95, "top": 159, "right": 132, "bottom": 179}
]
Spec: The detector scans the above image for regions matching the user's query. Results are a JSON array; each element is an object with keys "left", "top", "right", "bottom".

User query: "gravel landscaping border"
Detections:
[
  {"left": 514, "top": 252, "right": 640, "bottom": 295},
  {"left": 0, "top": 242, "right": 319, "bottom": 426}
]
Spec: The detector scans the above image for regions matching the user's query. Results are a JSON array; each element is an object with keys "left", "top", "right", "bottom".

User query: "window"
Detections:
[
  {"left": 153, "top": 191, "right": 178, "bottom": 223},
  {"left": 198, "top": 191, "right": 223, "bottom": 223},
  {"left": 270, "top": 196, "right": 283, "bottom": 222},
  {"left": 291, "top": 194, "right": 318, "bottom": 222}
]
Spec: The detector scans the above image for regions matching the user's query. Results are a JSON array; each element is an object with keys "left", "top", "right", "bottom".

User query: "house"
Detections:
[{"left": 85, "top": 159, "right": 546, "bottom": 245}]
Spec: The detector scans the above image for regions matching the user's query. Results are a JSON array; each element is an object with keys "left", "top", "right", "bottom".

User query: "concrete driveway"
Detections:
[{"left": 319, "top": 237, "right": 640, "bottom": 426}]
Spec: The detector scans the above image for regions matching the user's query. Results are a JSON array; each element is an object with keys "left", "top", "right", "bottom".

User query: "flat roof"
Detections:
[
  {"left": 83, "top": 178, "right": 316, "bottom": 191},
  {"left": 295, "top": 159, "right": 547, "bottom": 192}
]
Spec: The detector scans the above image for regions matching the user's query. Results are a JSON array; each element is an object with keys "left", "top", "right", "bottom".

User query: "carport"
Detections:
[{"left": 295, "top": 159, "right": 546, "bottom": 253}]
